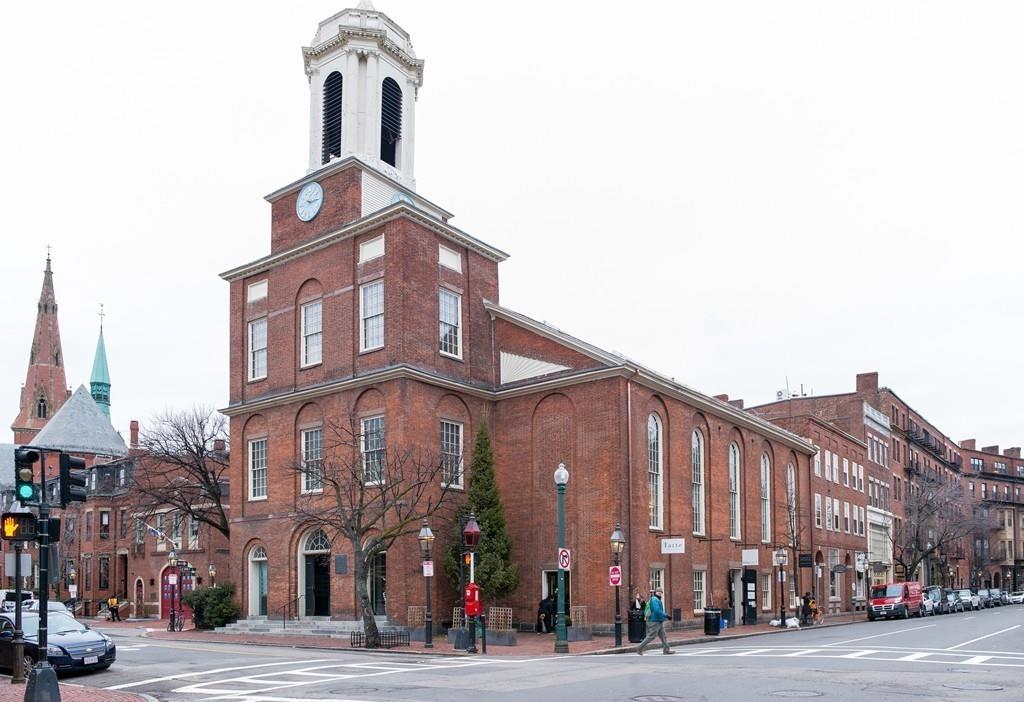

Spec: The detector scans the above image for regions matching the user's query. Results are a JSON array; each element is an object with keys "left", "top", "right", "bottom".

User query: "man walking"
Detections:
[{"left": 637, "top": 589, "right": 674, "bottom": 655}]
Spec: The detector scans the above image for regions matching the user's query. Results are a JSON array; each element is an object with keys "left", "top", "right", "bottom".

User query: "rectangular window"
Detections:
[
  {"left": 760, "top": 573, "right": 771, "bottom": 610},
  {"left": 439, "top": 288, "right": 462, "bottom": 358},
  {"left": 359, "top": 235, "right": 385, "bottom": 263},
  {"left": 824, "top": 451, "right": 832, "bottom": 481},
  {"left": 99, "top": 556, "right": 110, "bottom": 590},
  {"left": 248, "top": 438, "right": 268, "bottom": 500},
  {"left": 825, "top": 497, "right": 832, "bottom": 531},
  {"left": 247, "top": 279, "right": 268, "bottom": 303},
  {"left": 829, "top": 548, "right": 840, "bottom": 598},
  {"left": 188, "top": 516, "right": 200, "bottom": 549},
  {"left": 649, "top": 568, "right": 664, "bottom": 594},
  {"left": 842, "top": 458, "right": 849, "bottom": 486},
  {"left": 858, "top": 464, "right": 864, "bottom": 491},
  {"left": 833, "top": 498, "right": 840, "bottom": 531},
  {"left": 301, "top": 428, "right": 324, "bottom": 493},
  {"left": 971, "top": 457, "right": 984, "bottom": 471},
  {"left": 360, "top": 280, "right": 384, "bottom": 351},
  {"left": 134, "top": 518, "right": 144, "bottom": 545},
  {"left": 172, "top": 513, "right": 183, "bottom": 549},
  {"left": 84, "top": 556, "right": 92, "bottom": 590},
  {"left": 813, "top": 449, "right": 821, "bottom": 477},
  {"left": 693, "top": 570, "right": 706, "bottom": 612},
  {"left": 843, "top": 502, "right": 850, "bottom": 533},
  {"left": 119, "top": 508, "right": 127, "bottom": 538},
  {"left": 99, "top": 511, "right": 110, "bottom": 539},
  {"left": 85, "top": 511, "right": 93, "bottom": 541},
  {"left": 440, "top": 420, "right": 464, "bottom": 488},
  {"left": 156, "top": 514, "right": 166, "bottom": 552},
  {"left": 832, "top": 454, "right": 840, "bottom": 482},
  {"left": 361, "top": 415, "right": 386, "bottom": 484},
  {"left": 995, "top": 461, "right": 1007, "bottom": 474},
  {"left": 249, "top": 318, "right": 268, "bottom": 380},
  {"left": 815, "top": 493, "right": 823, "bottom": 528},
  {"left": 438, "top": 243, "right": 461, "bottom": 272},
  {"left": 301, "top": 300, "right": 323, "bottom": 366}
]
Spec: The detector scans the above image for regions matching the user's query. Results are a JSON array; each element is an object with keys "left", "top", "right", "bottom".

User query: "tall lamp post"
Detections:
[
  {"left": 168, "top": 550, "right": 178, "bottom": 629},
  {"left": 208, "top": 563, "right": 217, "bottom": 588},
  {"left": 610, "top": 522, "right": 625, "bottom": 648},
  {"left": 462, "top": 512, "right": 481, "bottom": 654},
  {"left": 554, "top": 462, "right": 569, "bottom": 654},
  {"left": 418, "top": 518, "right": 435, "bottom": 649}
]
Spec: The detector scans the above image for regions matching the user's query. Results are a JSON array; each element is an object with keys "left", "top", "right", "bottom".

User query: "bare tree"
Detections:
[
  {"left": 292, "top": 414, "right": 455, "bottom": 648},
  {"left": 890, "top": 470, "right": 983, "bottom": 582},
  {"left": 131, "top": 407, "right": 231, "bottom": 539}
]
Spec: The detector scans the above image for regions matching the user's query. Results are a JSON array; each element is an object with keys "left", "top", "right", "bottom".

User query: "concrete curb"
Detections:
[{"left": 587, "top": 616, "right": 866, "bottom": 655}]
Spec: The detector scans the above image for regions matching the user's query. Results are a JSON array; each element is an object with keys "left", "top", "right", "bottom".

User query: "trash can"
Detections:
[
  {"left": 703, "top": 608, "right": 721, "bottom": 636},
  {"left": 627, "top": 611, "right": 646, "bottom": 643}
]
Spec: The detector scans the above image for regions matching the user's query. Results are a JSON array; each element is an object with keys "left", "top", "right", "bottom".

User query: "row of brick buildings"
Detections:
[{"left": 10, "top": 3, "right": 1022, "bottom": 635}]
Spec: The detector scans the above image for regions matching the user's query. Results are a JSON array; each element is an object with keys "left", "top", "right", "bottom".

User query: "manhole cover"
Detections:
[
  {"left": 631, "top": 697, "right": 690, "bottom": 702},
  {"left": 943, "top": 682, "right": 1004, "bottom": 692},
  {"left": 769, "top": 693, "right": 824, "bottom": 698}
]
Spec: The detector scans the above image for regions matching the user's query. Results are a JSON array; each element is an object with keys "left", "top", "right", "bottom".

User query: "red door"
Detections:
[{"left": 161, "top": 568, "right": 195, "bottom": 619}]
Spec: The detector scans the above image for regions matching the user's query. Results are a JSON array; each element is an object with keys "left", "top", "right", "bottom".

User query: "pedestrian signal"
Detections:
[{"left": 1, "top": 512, "right": 37, "bottom": 541}]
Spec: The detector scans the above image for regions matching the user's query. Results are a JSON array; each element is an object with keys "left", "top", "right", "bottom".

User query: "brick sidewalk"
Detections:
[
  {"left": 0, "top": 682, "right": 151, "bottom": 701},
  {"left": 140, "top": 613, "right": 864, "bottom": 656}
]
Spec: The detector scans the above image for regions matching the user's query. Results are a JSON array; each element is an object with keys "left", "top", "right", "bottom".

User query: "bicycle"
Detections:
[{"left": 167, "top": 608, "right": 184, "bottom": 632}]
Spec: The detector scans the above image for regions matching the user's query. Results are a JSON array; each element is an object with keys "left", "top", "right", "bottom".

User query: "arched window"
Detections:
[
  {"left": 786, "top": 463, "right": 796, "bottom": 509},
  {"left": 380, "top": 77, "right": 402, "bottom": 167},
  {"left": 648, "top": 414, "right": 663, "bottom": 530},
  {"left": 760, "top": 453, "right": 771, "bottom": 543},
  {"left": 729, "top": 442, "right": 741, "bottom": 539},
  {"left": 36, "top": 395, "right": 47, "bottom": 419},
  {"left": 321, "top": 71, "right": 343, "bottom": 165},
  {"left": 691, "top": 430, "right": 705, "bottom": 535},
  {"left": 306, "top": 529, "right": 331, "bottom": 553}
]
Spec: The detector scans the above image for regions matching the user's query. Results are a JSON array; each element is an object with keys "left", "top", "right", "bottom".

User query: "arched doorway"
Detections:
[
  {"left": 300, "top": 529, "right": 331, "bottom": 617},
  {"left": 368, "top": 551, "right": 386, "bottom": 616},
  {"left": 993, "top": 571, "right": 1001, "bottom": 589},
  {"left": 134, "top": 577, "right": 144, "bottom": 617},
  {"left": 248, "top": 545, "right": 268, "bottom": 617}
]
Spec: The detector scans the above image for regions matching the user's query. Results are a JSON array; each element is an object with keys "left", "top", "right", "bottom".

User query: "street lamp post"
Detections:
[
  {"left": 554, "top": 462, "right": 569, "bottom": 654},
  {"left": 418, "top": 518, "right": 435, "bottom": 649},
  {"left": 208, "top": 563, "right": 217, "bottom": 588},
  {"left": 462, "top": 513, "right": 481, "bottom": 654},
  {"left": 610, "top": 522, "right": 625, "bottom": 648},
  {"left": 168, "top": 550, "right": 178, "bottom": 630}
]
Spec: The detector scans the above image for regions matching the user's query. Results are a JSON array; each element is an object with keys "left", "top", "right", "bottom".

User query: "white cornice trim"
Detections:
[
  {"left": 483, "top": 300, "right": 623, "bottom": 367},
  {"left": 263, "top": 156, "right": 453, "bottom": 220},
  {"left": 220, "top": 204, "right": 508, "bottom": 282},
  {"left": 303, "top": 26, "right": 424, "bottom": 78}
]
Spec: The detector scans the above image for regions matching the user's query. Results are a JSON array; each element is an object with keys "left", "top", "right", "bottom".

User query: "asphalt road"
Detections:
[{"left": 74, "top": 604, "right": 1024, "bottom": 701}]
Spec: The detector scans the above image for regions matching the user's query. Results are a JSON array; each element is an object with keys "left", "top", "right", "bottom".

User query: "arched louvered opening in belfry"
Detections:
[
  {"left": 321, "top": 71, "right": 343, "bottom": 165},
  {"left": 380, "top": 77, "right": 402, "bottom": 167}
]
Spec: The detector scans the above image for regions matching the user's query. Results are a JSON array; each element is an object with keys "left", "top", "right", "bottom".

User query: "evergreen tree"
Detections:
[{"left": 443, "top": 423, "right": 519, "bottom": 600}]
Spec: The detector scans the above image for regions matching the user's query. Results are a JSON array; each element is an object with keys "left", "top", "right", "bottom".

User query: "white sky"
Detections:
[{"left": 2, "top": 1, "right": 1021, "bottom": 447}]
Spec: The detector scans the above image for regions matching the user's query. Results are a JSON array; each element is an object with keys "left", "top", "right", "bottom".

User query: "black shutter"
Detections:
[
  {"left": 321, "top": 72, "right": 344, "bottom": 165},
  {"left": 380, "top": 77, "right": 402, "bottom": 166}
]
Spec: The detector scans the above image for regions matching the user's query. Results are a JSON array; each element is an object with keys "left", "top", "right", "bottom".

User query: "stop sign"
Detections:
[{"left": 609, "top": 565, "right": 622, "bottom": 587}]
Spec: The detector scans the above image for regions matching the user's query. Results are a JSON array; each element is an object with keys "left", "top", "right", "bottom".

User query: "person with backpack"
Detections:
[{"left": 637, "top": 589, "right": 674, "bottom": 655}]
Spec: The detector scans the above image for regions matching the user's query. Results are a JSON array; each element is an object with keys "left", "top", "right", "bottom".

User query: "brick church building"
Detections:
[{"left": 223, "top": 3, "right": 818, "bottom": 631}]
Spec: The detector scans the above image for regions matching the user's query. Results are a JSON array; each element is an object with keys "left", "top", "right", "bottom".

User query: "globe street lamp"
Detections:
[
  {"left": 417, "top": 518, "right": 435, "bottom": 649},
  {"left": 610, "top": 522, "right": 625, "bottom": 648},
  {"left": 554, "top": 462, "right": 569, "bottom": 654},
  {"left": 462, "top": 512, "right": 481, "bottom": 654}
]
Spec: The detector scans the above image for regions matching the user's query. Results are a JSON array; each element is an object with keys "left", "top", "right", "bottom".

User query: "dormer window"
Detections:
[
  {"left": 321, "top": 71, "right": 343, "bottom": 165},
  {"left": 380, "top": 77, "right": 402, "bottom": 167}
]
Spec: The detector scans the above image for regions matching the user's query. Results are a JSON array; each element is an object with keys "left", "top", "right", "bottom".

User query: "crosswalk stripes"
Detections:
[{"left": 672, "top": 645, "right": 1024, "bottom": 668}]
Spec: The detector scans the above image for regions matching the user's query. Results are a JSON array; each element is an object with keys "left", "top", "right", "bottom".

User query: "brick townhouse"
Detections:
[
  {"left": 958, "top": 440, "right": 1024, "bottom": 591},
  {"left": 222, "top": 3, "right": 818, "bottom": 632}
]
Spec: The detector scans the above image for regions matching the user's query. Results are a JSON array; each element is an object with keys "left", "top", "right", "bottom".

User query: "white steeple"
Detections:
[{"left": 303, "top": 5, "right": 424, "bottom": 189}]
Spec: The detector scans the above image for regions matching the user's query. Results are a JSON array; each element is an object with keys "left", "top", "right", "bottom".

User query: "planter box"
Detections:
[
  {"left": 484, "top": 629, "right": 517, "bottom": 646},
  {"left": 567, "top": 626, "right": 592, "bottom": 642}
]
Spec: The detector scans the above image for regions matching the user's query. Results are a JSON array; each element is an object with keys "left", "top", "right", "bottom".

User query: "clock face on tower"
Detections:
[{"left": 296, "top": 182, "right": 324, "bottom": 222}]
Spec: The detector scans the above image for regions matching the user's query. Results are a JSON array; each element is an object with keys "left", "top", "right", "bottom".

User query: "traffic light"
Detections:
[
  {"left": 14, "top": 447, "right": 40, "bottom": 506},
  {"left": 59, "top": 454, "right": 88, "bottom": 507},
  {"left": 1, "top": 512, "right": 37, "bottom": 541}
]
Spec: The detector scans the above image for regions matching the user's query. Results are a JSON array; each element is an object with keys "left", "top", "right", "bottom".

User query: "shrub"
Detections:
[{"left": 182, "top": 583, "right": 240, "bottom": 629}]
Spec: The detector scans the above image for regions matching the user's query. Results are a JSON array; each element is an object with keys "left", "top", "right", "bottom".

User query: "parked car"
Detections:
[
  {"left": 989, "top": 588, "right": 1004, "bottom": 606},
  {"left": 22, "top": 601, "right": 71, "bottom": 614},
  {"left": 0, "top": 612, "right": 115, "bottom": 674},
  {"left": 0, "top": 591, "right": 32, "bottom": 613},
  {"left": 923, "top": 586, "right": 945, "bottom": 615},
  {"left": 977, "top": 588, "right": 993, "bottom": 608},
  {"left": 869, "top": 581, "right": 923, "bottom": 620},
  {"left": 958, "top": 589, "right": 980, "bottom": 610},
  {"left": 1009, "top": 591, "right": 1024, "bottom": 604},
  {"left": 944, "top": 589, "right": 964, "bottom": 613}
]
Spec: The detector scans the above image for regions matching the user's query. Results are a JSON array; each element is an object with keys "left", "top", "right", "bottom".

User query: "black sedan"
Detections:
[{"left": 0, "top": 612, "right": 115, "bottom": 674}]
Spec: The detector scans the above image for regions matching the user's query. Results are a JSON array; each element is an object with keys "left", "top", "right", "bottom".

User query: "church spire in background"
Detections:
[{"left": 90, "top": 304, "right": 111, "bottom": 419}]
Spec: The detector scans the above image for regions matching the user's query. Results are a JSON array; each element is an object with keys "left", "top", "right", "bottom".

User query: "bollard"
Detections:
[{"left": 481, "top": 614, "right": 487, "bottom": 655}]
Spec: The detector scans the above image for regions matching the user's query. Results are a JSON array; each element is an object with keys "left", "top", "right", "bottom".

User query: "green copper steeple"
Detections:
[{"left": 90, "top": 309, "right": 111, "bottom": 418}]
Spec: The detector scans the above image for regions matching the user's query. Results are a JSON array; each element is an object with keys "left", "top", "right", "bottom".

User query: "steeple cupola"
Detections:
[
  {"left": 90, "top": 312, "right": 111, "bottom": 419},
  {"left": 11, "top": 255, "right": 71, "bottom": 444},
  {"left": 303, "top": 1, "right": 424, "bottom": 188}
]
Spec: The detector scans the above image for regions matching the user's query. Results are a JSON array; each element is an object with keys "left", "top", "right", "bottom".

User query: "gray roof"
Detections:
[
  {"left": 32, "top": 385, "right": 128, "bottom": 458},
  {"left": 0, "top": 444, "right": 13, "bottom": 490}
]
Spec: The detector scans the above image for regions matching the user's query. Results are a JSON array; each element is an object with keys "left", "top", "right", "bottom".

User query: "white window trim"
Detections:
[
  {"left": 359, "top": 280, "right": 385, "bottom": 352},
  {"left": 760, "top": 453, "right": 771, "bottom": 543},
  {"left": 815, "top": 493, "right": 823, "bottom": 528},
  {"left": 760, "top": 572, "right": 772, "bottom": 611},
  {"left": 359, "top": 235, "right": 385, "bottom": 263},
  {"left": 440, "top": 420, "right": 464, "bottom": 489},
  {"left": 692, "top": 430, "right": 705, "bottom": 536},
  {"left": 648, "top": 414, "right": 664, "bottom": 531},
  {"left": 300, "top": 300, "right": 323, "bottom": 368},
  {"left": 247, "top": 279, "right": 268, "bottom": 303},
  {"left": 438, "top": 243, "right": 462, "bottom": 272},
  {"left": 693, "top": 569, "right": 707, "bottom": 613},
  {"left": 729, "top": 443, "right": 741, "bottom": 540},
  {"left": 248, "top": 317, "right": 268, "bottom": 381},
  {"left": 438, "top": 288, "right": 463, "bottom": 360},
  {"left": 248, "top": 437, "right": 268, "bottom": 501},
  {"left": 361, "top": 415, "right": 386, "bottom": 485},
  {"left": 300, "top": 427, "right": 324, "bottom": 494}
]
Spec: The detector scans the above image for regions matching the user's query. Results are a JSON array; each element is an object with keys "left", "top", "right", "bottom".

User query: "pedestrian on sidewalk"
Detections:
[
  {"left": 629, "top": 588, "right": 646, "bottom": 613},
  {"left": 108, "top": 596, "right": 121, "bottom": 621},
  {"left": 637, "top": 589, "right": 674, "bottom": 655}
]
